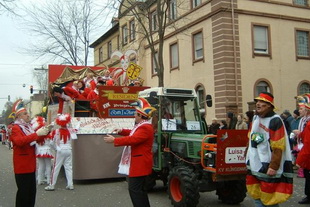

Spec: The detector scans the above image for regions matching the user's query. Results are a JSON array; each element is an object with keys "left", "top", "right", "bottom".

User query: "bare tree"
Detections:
[
  {"left": 33, "top": 66, "right": 48, "bottom": 91},
  {"left": 107, "top": 0, "right": 188, "bottom": 87},
  {"left": 20, "top": 0, "right": 113, "bottom": 66},
  {"left": 0, "top": 0, "right": 16, "bottom": 15},
  {"left": 113, "top": 0, "right": 169, "bottom": 87}
]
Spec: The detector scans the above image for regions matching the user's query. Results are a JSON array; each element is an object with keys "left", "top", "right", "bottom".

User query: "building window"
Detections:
[
  {"left": 150, "top": 10, "right": 158, "bottom": 32},
  {"left": 253, "top": 25, "right": 270, "bottom": 55},
  {"left": 107, "top": 41, "right": 112, "bottom": 59},
  {"left": 293, "top": 0, "right": 308, "bottom": 6},
  {"left": 170, "top": 42, "right": 179, "bottom": 70},
  {"left": 296, "top": 30, "right": 310, "bottom": 58},
  {"left": 255, "top": 81, "right": 270, "bottom": 97},
  {"left": 152, "top": 51, "right": 158, "bottom": 75},
  {"left": 122, "top": 24, "right": 128, "bottom": 45},
  {"left": 129, "top": 20, "right": 135, "bottom": 41},
  {"left": 192, "top": 31, "right": 204, "bottom": 61},
  {"left": 299, "top": 82, "right": 310, "bottom": 94},
  {"left": 99, "top": 47, "right": 103, "bottom": 63},
  {"left": 192, "top": 0, "right": 202, "bottom": 8},
  {"left": 169, "top": 0, "right": 177, "bottom": 21}
]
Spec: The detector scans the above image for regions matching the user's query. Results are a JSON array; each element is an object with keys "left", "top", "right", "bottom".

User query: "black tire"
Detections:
[
  {"left": 168, "top": 166, "right": 199, "bottom": 207},
  {"left": 216, "top": 179, "right": 246, "bottom": 204}
]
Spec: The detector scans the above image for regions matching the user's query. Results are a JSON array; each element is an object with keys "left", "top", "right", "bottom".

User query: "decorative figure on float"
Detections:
[{"left": 110, "top": 50, "right": 139, "bottom": 85}]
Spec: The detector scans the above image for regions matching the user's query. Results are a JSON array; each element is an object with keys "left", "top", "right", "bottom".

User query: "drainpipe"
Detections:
[{"left": 231, "top": 0, "right": 239, "bottom": 114}]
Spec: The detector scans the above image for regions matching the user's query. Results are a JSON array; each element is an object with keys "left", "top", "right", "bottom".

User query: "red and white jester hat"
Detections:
[
  {"left": 56, "top": 114, "right": 71, "bottom": 127},
  {"left": 9, "top": 99, "right": 27, "bottom": 119},
  {"left": 297, "top": 94, "right": 310, "bottom": 110},
  {"left": 135, "top": 98, "right": 156, "bottom": 118}
]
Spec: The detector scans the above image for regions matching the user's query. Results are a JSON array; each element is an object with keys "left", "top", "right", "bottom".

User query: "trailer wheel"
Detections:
[
  {"left": 216, "top": 180, "right": 246, "bottom": 204},
  {"left": 168, "top": 166, "right": 199, "bottom": 207}
]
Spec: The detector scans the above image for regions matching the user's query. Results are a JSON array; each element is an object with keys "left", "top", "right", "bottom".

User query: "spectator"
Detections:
[
  {"left": 219, "top": 120, "right": 227, "bottom": 129},
  {"left": 291, "top": 109, "right": 301, "bottom": 132},
  {"left": 226, "top": 112, "right": 237, "bottom": 129},
  {"left": 282, "top": 110, "right": 293, "bottom": 136},
  {"left": 209, "top": 118, "right": 220, "bottom": 134},
  {"left": 290, "top": 109, "right": 303, "bottom": 177},
  {"left": 245, "top": 110, "right": 255, "bottom": 128},
  {"left": 235, "top": 114, "right": 248, "bottom": 130}
]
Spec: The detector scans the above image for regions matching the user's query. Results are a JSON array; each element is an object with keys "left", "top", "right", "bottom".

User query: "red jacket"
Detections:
[
  {"left": 63, "top": 87, "right": 84, "bottom": 100},
  {"left": 87, "top": 90, "right": 99, "bottom": 110},
  {"left": 296, "top": 121, "right": 310, "bottom": 169},
  {"left": 114, "top": 123, "right": 154, "bottom": 177},
  {"left": 10, "top": 125, "right": 39, "bottom": 174}
]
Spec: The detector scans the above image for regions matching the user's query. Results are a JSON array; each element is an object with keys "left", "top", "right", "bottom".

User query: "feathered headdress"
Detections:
[
  {"left": 135, "top": 98, "right": 156, "bottom": 118},
  {"left": 9, "top": 99, "right": 26, "bottom": 119},
  {"left": 297, "top": 94, "right": 310, "bottom": 109}
]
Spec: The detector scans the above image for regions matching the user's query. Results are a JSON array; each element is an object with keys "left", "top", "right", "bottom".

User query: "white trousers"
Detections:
[
  {"left": 37, "top": 158, "right": 52, "bottom": 184},
  {"left": 50, "top": 149, "right": 73, "bottom": 187}
]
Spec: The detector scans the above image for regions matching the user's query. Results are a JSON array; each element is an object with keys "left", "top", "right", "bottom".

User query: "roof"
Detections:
[{"left": 89, "top": 23, "right": 119, "bottom": 48}]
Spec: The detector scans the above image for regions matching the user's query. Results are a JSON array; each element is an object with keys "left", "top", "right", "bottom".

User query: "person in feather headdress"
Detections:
[
  {"left": 293, "top": 94, "right": 310, "bottom": 204},
  {"left": 31, "top": 116, "right": 53, "bottom": 185},
  {"left": 9, "top": 99, "right": 50, "bottom": 207},
  {"left": 45, "top": 114, "right": 78, "bottom": 191},
  {"left": 104, "top": 98, "right": 156, "bottom": 207}
]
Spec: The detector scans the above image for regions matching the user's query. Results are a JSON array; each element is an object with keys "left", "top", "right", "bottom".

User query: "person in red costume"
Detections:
[
  {"left": 87, "top": 78, "right": 106, "bottom": 113},
  {"left": 53, "top": 86, "right": 84, "bottom": 114},
  {"left": 83, "top": 72, "right": 97, "bottom": 90},
  {"left": 77, "top": 80, "right": 91, "bottom": 99},
  {"left": 9, "top": 99, "right": 50, "bottom": 207},
  {"left": 31, "top": 116, "right": 53, "bottom": 185},
  {"left": 104, "top": 98, "right": 156, "bottom": 207},
  {"left": 293, "top": 94, "right": 310, "bottom": 204}
]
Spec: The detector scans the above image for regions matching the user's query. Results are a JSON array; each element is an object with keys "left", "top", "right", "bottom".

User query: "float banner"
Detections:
[
  {"left": 71, "top": 117, "right": 134, "bottom": 134},
  {"left": 216, "top": 129, "right": 248, "bottom": 175},
  {"left": 97, "top": 86, "right": 149, "bottom": 118}
]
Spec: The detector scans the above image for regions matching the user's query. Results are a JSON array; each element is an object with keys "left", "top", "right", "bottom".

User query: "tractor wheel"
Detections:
[
  {"left": 168, "top": 166, "right": 199, "bottom": 207},
  {"left": 216, "top": 179, "right": 246, "bottom": 204}
]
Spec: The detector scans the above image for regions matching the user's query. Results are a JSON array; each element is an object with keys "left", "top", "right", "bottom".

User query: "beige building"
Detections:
[{"left": 90, "top": 0, "right": 310, "bottom": 122}]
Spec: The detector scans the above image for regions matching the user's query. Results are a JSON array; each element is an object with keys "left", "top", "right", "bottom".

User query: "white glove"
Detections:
[{"left": 36, "top": 127, "right": 49, "bottom": 136}]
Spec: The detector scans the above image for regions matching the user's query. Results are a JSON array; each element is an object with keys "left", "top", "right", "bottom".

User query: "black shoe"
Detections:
[{"left": 298, "top": 197, "right": 310, "bottom": 204}]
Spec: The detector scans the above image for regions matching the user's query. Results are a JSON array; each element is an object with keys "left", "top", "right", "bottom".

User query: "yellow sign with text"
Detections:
[{"left": 126, "top": 63, "right": 143, "bottom": 80}]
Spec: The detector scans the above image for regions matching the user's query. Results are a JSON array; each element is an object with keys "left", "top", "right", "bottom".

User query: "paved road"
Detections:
[{"left": 0, "top": 144, "right": 306, "bottom": 207}]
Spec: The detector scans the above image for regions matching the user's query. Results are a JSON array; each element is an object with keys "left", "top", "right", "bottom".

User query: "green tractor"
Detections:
[{"left": 139, "top": 87, "right": 248, "bottom": 207}]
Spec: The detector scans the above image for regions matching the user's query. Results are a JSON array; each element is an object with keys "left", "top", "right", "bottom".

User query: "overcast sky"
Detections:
[
  {"left": 0, "top": 0, "right": 115, "bottom": 113},
  {"left": 0, "top": 14, "right": 40, "bottom": 112}
]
